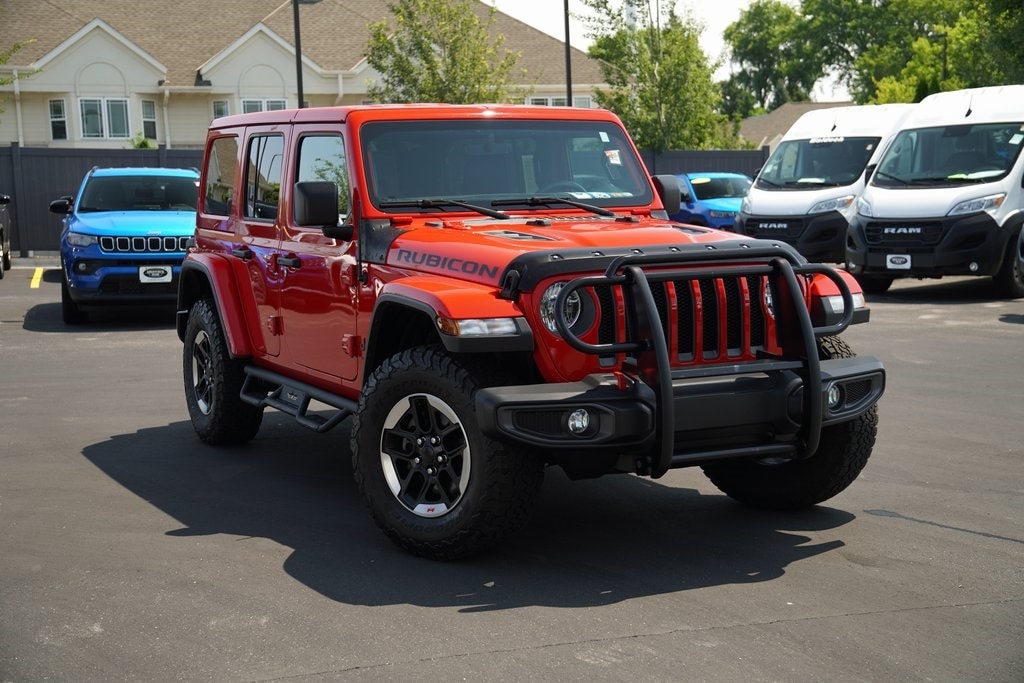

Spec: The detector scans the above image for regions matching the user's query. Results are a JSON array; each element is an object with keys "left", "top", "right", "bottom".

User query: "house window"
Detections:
[
  {"left": 49, "top": 99, "right": 68, "bottom": 140},
  {"left": 528, "top": 96, "right": 569, "bottom": 107},
  {"left": 241, "top": 98, "right": 287, "bottom": 114},
  {"left": 141, "top": 100, "right": 157, "bottom": 140},
  {"left": 573, "top": 96, "right": 593, "bottom": 108},
  {"left": 212, "top": 100, "right": 230, "bottom": 119},
  {"left": 79, "top": 98, "right": 130, "bottom": 139}
]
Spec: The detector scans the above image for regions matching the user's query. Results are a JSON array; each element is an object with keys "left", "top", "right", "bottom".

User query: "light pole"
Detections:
[
  {"left": 293, "top": 0, "right": 322, "bottom": 108},
  {"left": 927, "top": 32, "right": 948, "bottom": 83},
  {"left": 564, "top": 0, "right": 573, "bottom": 106}
]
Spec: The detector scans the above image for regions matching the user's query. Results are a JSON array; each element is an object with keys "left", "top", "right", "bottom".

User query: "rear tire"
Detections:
[
  {"left": 993, "top": 225, "right": 1024, "bottom": 299},
  {"left": 701, "top": 336, "right": 878, "bottom": 509},
  {"left": 182, "top": 297, "right": 262, "bottom": 444},
  {"left": 351, "top": 346, "right": 543, "bottom": 560}
]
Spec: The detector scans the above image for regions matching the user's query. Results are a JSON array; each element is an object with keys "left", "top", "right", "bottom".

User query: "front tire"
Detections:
[
  {"left": 855, "top": 274, "right": 893, "bottom": 295},
  {"left": 182, "top": 297, "right": 262, "bottom": 444},
  {"left": 701, "top": 336, "right": 878, "bottom": 509},
  {"left": 351, "top": 346, "right": 543, "bottom": 560},
  {"left": 61, "top": 276, "right": 88, "bottom": 324},
  {"left": 993, "top": 225, "right": 1024, "bottom": 299}
]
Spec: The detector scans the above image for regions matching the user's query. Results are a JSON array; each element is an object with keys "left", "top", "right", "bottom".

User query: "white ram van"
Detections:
[
  {"left": 846, "top": 86, "right": 1024, "bottom": 297},
  {"left": 736, "top": 103, "right": 916, "bottom": 263}
]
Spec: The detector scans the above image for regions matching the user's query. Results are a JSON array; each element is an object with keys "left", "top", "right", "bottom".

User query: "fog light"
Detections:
[
  {"left": 76, "top": 262, "right": 88, "bottom": 273},
  {"left": 826, "top": 383, "right": 842, "bottom": 409},
  {"left": 968, "top": 261, "right": 979, "bottom": 272},
  {"left": 566, "top": 408, "right": 590, "bottom": 435}
]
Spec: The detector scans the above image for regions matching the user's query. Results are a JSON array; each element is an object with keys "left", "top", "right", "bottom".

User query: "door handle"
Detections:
[
  {"left": 277, "top": 255, "right": 302, "bottom": 269},
  {"left": 231, "top": 247, "right": 253, "bottom": 260}
]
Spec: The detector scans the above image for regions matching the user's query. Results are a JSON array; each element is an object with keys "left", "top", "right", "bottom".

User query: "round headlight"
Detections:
[{"left": 539, "top": 282, "right": 582, "bottom": 336}]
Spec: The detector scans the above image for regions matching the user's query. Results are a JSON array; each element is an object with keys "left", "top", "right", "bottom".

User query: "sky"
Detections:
[{"left": 489, "top": 0, "right": 849, "bottom": 101}]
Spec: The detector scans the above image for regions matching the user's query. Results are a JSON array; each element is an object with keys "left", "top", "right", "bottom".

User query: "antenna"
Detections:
[{"left": 965, "top": 91, "right": 974, "bottom": 118}]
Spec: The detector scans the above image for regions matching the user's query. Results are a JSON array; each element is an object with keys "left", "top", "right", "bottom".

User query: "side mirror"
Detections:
[
  {"left": 863, "top": 163, "right": 877, "bottom": 182},
  {"left": 0, "top": 194, "right": 10, "bottom": 205},
  {"left": 680, "top": 190, "right": 693, "bottom": 204},
  {"left": 49, "top": 196, "right": 73, "bottom": 214},
  {"left": 651, "top": 175, "right": 681, "bottom": 216},
  {"left": 293, "top": 181, "right": 353, "bottom": 241}
]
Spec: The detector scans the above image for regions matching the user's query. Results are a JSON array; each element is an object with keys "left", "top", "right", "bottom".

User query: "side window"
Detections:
[
  {"left": 295, "top": 134, "right": 349, "bottom": 221},
  {"left": 204, "top": 136, "right": 239, "bottom": 215},
  {"left": 245, "top": 134, "right": 284, "bottom": 220}
]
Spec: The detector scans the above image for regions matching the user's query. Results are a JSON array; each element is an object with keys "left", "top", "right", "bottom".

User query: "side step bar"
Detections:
[{"left": 240, "top": 365, "right": 357, "bottom": 433}]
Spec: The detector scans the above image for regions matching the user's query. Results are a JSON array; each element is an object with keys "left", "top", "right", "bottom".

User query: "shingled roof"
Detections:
[
  {"left": 2, "top": 0, "right": 604, "bottom": 89},
  {"left": 740, "top": 101, "right": 856, "bottom": 150}
]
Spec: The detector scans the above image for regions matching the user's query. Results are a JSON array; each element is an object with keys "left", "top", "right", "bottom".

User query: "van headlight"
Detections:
[
  {"left": 809, "top": 195, "right": 855, "bottom": 214},
  {"left": 856, "top": 196, "right": 873, "bottom": 218},
  {"left": 540, "top": 282, "right": 582, "bottom": 336},
  {"left": 948, "top": 193, "right": 1006, "bottom": 216}
]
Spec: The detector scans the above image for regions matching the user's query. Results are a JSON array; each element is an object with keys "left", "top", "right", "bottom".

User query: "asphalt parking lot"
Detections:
[{"left": 1, "top": 263, "right": 1021, "bottom": 682}]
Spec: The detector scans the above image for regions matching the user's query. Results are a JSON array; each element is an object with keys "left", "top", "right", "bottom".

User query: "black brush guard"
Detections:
[{"left": 478, "top": 243, "right": 882, "bottom": 478}]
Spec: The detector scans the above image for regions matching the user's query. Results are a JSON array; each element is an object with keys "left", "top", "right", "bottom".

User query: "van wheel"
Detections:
[
  {"left": 60, "top": 276, "right": 88, "bottom": 324},
  {"left": 993, "top": 226, "right": 1024, "bottom": 299},
  {"left": 351, "top": 346, "right": 543, "bottom": 560},
  {"left": 701, "top": 336, "right": 878, "bottom": 509},
  {"left": 182, "top": 298, "right": 262, "bottom": 444},
  {"left": 855, "top": 274, "right": 893, "bottom": 295}
]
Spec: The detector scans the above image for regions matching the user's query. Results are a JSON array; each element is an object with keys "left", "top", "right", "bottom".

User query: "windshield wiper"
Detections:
[
  {"left": 875, "top": 171, "right": 909, "bottom": 185},
  {"left": 379, "top": 198, "right": 510, "bottom": 220},
  {"left": 492, "top": 195, "right": 616, "bottom": 218}
]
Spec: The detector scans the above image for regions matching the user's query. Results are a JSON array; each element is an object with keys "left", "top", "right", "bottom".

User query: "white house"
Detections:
[{"left": 0, "top": 0, "right": 605, "bottom": 149}]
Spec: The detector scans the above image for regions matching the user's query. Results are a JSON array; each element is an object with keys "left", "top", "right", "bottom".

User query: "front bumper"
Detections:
[
  {"left": 846, "top": 212, "right": 1010, "bottom": 278},
  {"left": 736, "top": 211, "right": 848, "bottom": 263},
  {"left": 63, "top": 249, "right": 184, "bottom": 307},
  {"left": 478, "top": 356, "right": 884, "bottom": 468}
]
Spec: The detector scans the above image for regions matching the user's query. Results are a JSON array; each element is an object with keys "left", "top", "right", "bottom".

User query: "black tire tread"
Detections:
[
  {"left": 351, "top": 346, "right": 542, "bottom": 560},
  {"left": 183, "top": 298, "right": 262, "bottom": 445},
  {"left": 700, "top": 335, "right": 878, "bottom": 509}
]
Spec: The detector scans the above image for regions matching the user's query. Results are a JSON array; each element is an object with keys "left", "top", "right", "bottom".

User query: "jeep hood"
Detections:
[
  {"left": 386, "top": 215, "right": 750, "bottom": 286},
  {"left": 69, "top": 210, "right": 197, "bottom": 236}
]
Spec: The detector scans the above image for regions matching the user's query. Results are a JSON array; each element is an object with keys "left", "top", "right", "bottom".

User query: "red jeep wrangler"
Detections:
[{"left": 177, "top": 104, "right": 885, "bottom": 559}]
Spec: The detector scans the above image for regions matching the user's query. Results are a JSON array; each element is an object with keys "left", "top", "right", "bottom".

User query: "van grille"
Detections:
[{"left": 99, "top": 236, "right": 190, "bottom": 253}]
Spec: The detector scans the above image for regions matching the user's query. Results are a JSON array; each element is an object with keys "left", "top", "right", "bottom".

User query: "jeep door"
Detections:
[
  {"left": 200, "top": 131, "right": 281, "bottom": 357},
  {"left": 277, "top": 128, "right": 359, "bottom": 381}
]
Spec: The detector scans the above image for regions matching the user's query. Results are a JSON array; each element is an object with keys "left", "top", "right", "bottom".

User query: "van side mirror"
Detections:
[
  {"left": 293, "top": 181, "right": 353, "bottom": 241},
  {"left": 864, "top": 163, "right": 877, "bottom": 181}
]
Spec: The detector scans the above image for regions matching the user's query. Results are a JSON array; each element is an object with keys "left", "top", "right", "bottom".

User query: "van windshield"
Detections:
[
  {"left": 360, "top": 119, "right": 653, "bottom": 211},
  {"left": 756, "top": 136, "right": 880, "bottom": 190},
  {"left": 872, "top": 122, "right": 1024, "bottom": 188}
]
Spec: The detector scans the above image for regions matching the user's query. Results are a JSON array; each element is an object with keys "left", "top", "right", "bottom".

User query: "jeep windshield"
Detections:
[
  {"left": 871, "top": 122, "right": 1024, "bottom": 188},
  {"left": 361, "top": 119, "right": 653, "bottom": 213},
  {"left": 756, "top": 136, "right": 881, "bottom": 190},
  {"left": 77, "top": 176, "right": 199, "bottom": 213}
]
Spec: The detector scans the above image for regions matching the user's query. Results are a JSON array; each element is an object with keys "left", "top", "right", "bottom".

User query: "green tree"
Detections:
[
  {"left": 0, "top": 39, "right": 32, "bottom": 116},
  {"left": 796, "top": 0, "right": 1013, "bottom": 103},
  {"left": 723, "top": 0, "right": 821, "bottom": 112},
  {"left": 580, "top": 0, "right": 742, "bottom": 150},
  {"left": 364, "top": 0, "right": 527, "bottom": 104}
]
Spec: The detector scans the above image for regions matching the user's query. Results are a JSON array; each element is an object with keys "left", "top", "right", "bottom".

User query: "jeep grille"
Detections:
[
  {"left": 594, "top": 274, "right": 769, "bottom": 364},
  {"left": 99, "top": 236, "right": 190, "bottom": 253}
]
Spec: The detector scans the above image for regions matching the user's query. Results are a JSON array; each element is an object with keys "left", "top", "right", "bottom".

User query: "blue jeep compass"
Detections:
[{"left": 51, "top": 167, "right": 199, "bottom": 324}]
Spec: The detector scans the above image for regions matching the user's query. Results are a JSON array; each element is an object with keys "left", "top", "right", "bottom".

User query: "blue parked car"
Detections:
[
  {"left": 50, "top": 167, "right": 199, "bottom": 324},
  {"left": 670, "top": 172, "right": 752, "bottom": 230}
]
